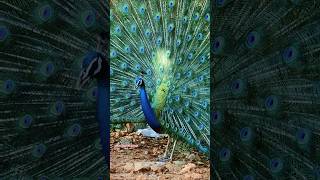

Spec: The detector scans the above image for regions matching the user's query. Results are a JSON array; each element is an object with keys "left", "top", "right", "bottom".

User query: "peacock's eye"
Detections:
[
  {"left": 246, "top": 32, "right": 256, "bottom": 46},
  {"left": 156, "top": 37, "right": 162, "bottom": 45},
  {"left": 168, "top": 24, "right": 174, "bottom": 32},
  {"left": 155, "top": 14, "right": 161, "bottom": 21},
  {"left": 56, "top": 104, "right": 61, "bottom": 111},
  {"left": 4, "top": 80, "right": 15, "bottom": 93},
  {"left": 296, "top": 128, "right": 310, "bottom": 145},
  {"left": 92, "top": 88, "right": 97, "bottom": 97},
  {"left": 287, "top": 49, "right": 293, "bottom": 58},
  {"left": 219, "top": 148, "right": 230, "bottom": 161},
  {"left": 282, "top": 46, "right": 298, "bottom": 64},
  {"left": 214, "top": 41, "right": 220, "bottom": 48},
  {"left": 139, "top": 46, "right": 145, "bottom": 53},
  {"left": 248, "top": 34, "right": 255, "bottom": 43},
  {"left": 115, "top": 26, "right": 121, "bottom": 33},
  {"left": 53, "top": 101, "right": 65, "bottom": 115},
  {"left": 39, "top": 5, "right": 53, "bottom": 21},
  {"left": 193, "top": 13, "right": 199, "bottom": 20},
  {"left": 0, "top": 26, "right": 9, "bottom": 41},
  {"left": 42, "top": 6, "right": 51, "bottom": 18},
  {"left": 186, "top": 34, "right": 192, "bottom": 41},
  {"left": 268, "top": 99, "right": 273, "bottom": 106},
  {"left": 183, "top": 17, "right": 187, "bottom": 23},
  {"left": 213, "top": 112, "right": 218, "bottom": 120},
  {"left": 43, "top": 9, "right": 49, "bottom": 17},
  {"left": 200, "top": 55, "right": 206, "bottom": 63},
  {"left": 6, "top": 82, "right": 12, "bottom": 90},
  {"left": 273, "top": 162, "right": 278, "bottom": 167},
  {"left": 111, "top": 49, "right": 117, "bottom": 58},
  {"left": 205, "top": 13, "right": 210, "bottom": 20},
  {"left": 24, "top": 116, "right": 31, "bottom": 123},
  {"left": 20, "top": 114, "right": 33, "bottom": 129},
  {"left": 232, "top": 81, "right": 240, "bottom": 90},
  {"left": 130, "top": 24, "right": 136, "bottom": 32},
  {"left": 82, "top": 11, "right": 95, "bottom": 27},
  {"left": 46, "top": 63, "right": 54, "bottom": 74},
  {"left": 122, "top": 4, "right": 129, "bottom": 14},
  {"left": 176, "top": 39, "right": 181, "bottom": 46},
  {"left": 33, "top": 144, "right": 46, "bottom": 157},
  {"left": 169, "top": 1, "right": 174, "bottom": 8},
  {"left": 139, "top": 6, "right": 145, "bottom": 14},
  {"left": 270, "top": 158, "right": 283, "bottom": 172},
  {"left": 86, "top": 15, "right": 93, "bottom": 23}
]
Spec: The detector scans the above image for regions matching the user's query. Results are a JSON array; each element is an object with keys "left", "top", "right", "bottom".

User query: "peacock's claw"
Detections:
[{"left": 157, "top": 155, "right": 172, "bottom": 162}]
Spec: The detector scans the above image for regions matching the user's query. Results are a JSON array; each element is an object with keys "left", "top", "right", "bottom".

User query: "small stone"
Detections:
[
  {"left": 187, "top": 153, "right": 196, "bottom": 161},
  {"left": 196, "top": 161, "right": 205, "bottom": 165},
  {"left": 173, "top": 161, "right": 186, "bottom": 166},
  {"left": 134, "top": 162, "right": 151, "bottom": 172}
]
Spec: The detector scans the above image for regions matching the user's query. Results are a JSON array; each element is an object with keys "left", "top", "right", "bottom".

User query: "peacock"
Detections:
[
  {"left": 0, "top": 0, "right": 110, "bottom": 178},
  {"left": 110, "top": 0, "right": 210, "bottom": 161},
  {"left": 212, "top": 0, "right": 320, "bottom": 179}
]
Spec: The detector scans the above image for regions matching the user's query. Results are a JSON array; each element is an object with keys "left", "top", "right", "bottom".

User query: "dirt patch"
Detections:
[{"left": 110, "top": 131, "right": 209, "bottom": 180}]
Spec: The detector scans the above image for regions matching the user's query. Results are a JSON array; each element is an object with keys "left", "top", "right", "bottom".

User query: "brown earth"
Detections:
[{"left": 110, "top": 131, "right": 210, "bottom": 180}]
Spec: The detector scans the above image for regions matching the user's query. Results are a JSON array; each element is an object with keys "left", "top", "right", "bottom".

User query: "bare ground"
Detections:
[{"left": 110, "top": 131, "right": 209, "bottom": 180}]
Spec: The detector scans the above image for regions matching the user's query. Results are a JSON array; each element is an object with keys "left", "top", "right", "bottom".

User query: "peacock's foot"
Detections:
[
  {"left": 157, "top": 155, "right": 172, "bottom": 162},
  {"left": 156, "top": 138, "right": 177, "bottom": 162}
]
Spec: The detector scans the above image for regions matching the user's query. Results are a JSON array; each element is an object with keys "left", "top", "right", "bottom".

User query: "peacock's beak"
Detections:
[
  {"left": 77, "top": 56, "right": 103, "bottom": 89},
  {"left": 135, "top": 78, "right": 144, "bottom": 89},
  {"left": 77, "top": 70, "right": 91, "bottom": 89}
]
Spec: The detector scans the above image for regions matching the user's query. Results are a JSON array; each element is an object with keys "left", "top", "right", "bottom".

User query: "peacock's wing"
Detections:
[
  {"left": 212, "top": 0, "right": 320, "bottom": 179},
  {"left": 110, "top": 0, "right": 210, "bottom": 153},
  {"left": 0, "top": 0, "right": 108, "bottom": 177}
]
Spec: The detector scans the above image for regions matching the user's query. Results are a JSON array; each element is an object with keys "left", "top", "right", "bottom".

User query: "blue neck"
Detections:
[
  {"left": 139, "top": 87, "right": 161, "bottom": 133},
  {"left": 97, "top": 78, "right": 109, "bottom": 170}
]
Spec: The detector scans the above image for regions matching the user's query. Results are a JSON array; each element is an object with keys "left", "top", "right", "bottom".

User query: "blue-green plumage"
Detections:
[
  {"left": 0, "top": 0, "right": 108, "bottom": 177},
  {"left": 212, "top": 0, "right": 320, "bottom": 179},
  {"left": 110, "top": 0, "right": 210, "bottom": 154}
]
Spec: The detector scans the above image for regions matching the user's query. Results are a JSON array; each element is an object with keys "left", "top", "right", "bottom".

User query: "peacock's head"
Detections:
[
  {"left": 135, "top": 77, "right": 145, "bottom": 88},
  {"left": 78, "top": 51, "right": 107, "bottom": 88}
]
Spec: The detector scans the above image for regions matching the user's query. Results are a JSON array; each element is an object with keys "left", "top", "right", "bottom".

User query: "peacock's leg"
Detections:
[
  {"left": 157, "top": 135, "right": 170, "bottom": 161},
  {"left": 163, "top": 135, "right": 171, "bottom": 157},
  {"left": 168, "top": 139, "right": 177, "bottom": 160},
  {"left": 158, "top": 136, "right": 177, "bottom": 162}
]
